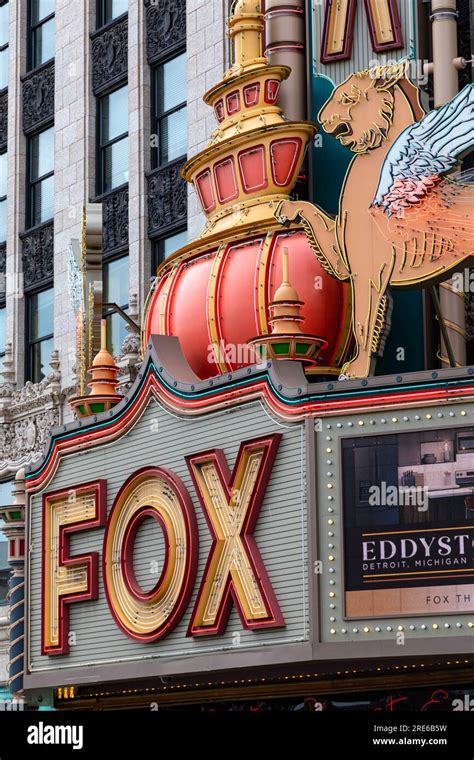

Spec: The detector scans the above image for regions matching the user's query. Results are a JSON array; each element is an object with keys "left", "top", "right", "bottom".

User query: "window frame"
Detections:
[
  {"left": 0, "top": 150, "right": 6, "bottom": 244},
  {"left": 25, "top": 286, "right": 54, "bottom": 384},
  {"left": 151, "top": 49, "right": 187, "bottom": 171},
  {"left": 97, "top": 84, "right": 129, "bottom": 196},
  {"left": 97, "top": 0, "right": 128, "bottom": 29},
  {"left": 102, "top": 251, "right": 129, "bottom": 357},
  {"left": 0, "top": 303, "right": 6, "bottom": 368},
  {"left": 152, "top": 227, "right": 187, "bottom": 275},
  {"left": 28, "top": 0, "right": 55, "bottom": 72},
  {"left": 26, "top": 127, "right": 54, "bottom": 230},
  {"left": 0, "top": 1, "right": 9, "bottom": 93}
]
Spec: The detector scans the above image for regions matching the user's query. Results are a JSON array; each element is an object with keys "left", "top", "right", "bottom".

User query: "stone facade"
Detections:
[
  {"left": 186, "top": 0, "right": 226, "bottom": 240},
  {"left": 0, "top": 0, "right": 233, "bottom": 476},
  {"left": 0, "top": 1, "right": 211, "bottom": 476}
]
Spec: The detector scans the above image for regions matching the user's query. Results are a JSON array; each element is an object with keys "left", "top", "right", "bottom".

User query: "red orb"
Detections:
[{"left": 144, "top": 229, "right": 351, "bottom": 380}]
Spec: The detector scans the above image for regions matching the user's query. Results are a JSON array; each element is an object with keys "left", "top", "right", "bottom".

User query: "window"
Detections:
[
  {"left": 29, "top": 0, "right": 55, "bottom": 70},
  {"left": 103, "top": 256, "right": 129, "bottom": 357},
  {"left": 98, "top": 0, "right": 128, "bottom": 27},
  {"left": 153, "top": 229, "right": 187, "bottom": 273},
  {"left": 98, "top": 85, "right": 128, "bottom": 194},
  {"left": 28, "top": 126, "right": 54, "bottom": 227},
  {"left": 27, "top": 288, "right": 53, "bottom": 383},
  {"left": 152, "top": 53, "right": 187, "bottom": 169},
  {"left": 0, "top": 2, "right": 8, "bottom": 91},
  {"left": 0, "top": 304, "right": 5, "bottom": 370},
  {"left": 0, "top": 152, "right": 6, "bottom": 243}
]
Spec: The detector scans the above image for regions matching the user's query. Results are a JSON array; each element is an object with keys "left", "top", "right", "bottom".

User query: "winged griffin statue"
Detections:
[{"left": 275, "top": 63, "right": 474, "bottom": 378}]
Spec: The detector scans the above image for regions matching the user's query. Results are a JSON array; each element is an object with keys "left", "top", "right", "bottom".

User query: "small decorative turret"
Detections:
[
  {"left": 247, "top": 248, "right": 327, "bottom": 364},
  {"left": 69, "top": 319, "right": 121, "bottom": 418}
]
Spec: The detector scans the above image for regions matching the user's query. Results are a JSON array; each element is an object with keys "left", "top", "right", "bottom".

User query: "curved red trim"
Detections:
[{"left": 26, "top": 367, "right": 474, "bottom": 495}]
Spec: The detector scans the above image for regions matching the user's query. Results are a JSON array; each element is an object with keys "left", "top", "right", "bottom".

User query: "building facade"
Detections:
[{"left": 0, "top": 0, "right": 473, "bottom": 711}]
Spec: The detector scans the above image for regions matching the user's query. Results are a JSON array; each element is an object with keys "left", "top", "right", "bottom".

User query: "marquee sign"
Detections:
[
  {"left": 40, "top": 435, "right": 284, "bottom": 656},
  {"left": 25, "top": 360, "right": 309, "bottom": 685}
]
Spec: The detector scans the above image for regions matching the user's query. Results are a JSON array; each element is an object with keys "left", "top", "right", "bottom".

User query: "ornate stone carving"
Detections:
[
  {"left": 117, "top": 294, "right": 142, "bottom": 393},
  {"left": 91, "top": 16, "right": 128, "bottom": 95},
  {"left": 0, "top": 351, "right": 64, "bottom": 479},
  {"left": 102, "top": 185, "right": 129, "bottom": 255},
  {"left": 0, "top": 90, "right": 7, "bottom": 151},
  {"left": 147, "top": 161, "right": 187, "bottom": 238},
  {"left": 0, "top": 343, "right": 15, "bottom": 411},
  {"left": 144, "top": 0, "right": 186, "bottom": 63},
  {"left": 21, "top": 221, "right": 54, "bottom": 292},
  {"left": 22, "top": 62, "right": 55, "bottom": 135}
]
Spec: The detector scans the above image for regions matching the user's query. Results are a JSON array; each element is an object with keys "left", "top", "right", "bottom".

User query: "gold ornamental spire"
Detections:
[
  {"left": 181, "top": 0, "right": 316, "bottom": 238},
  {"left": 228, "top": 0, "right": 266, "bottom": 73}
]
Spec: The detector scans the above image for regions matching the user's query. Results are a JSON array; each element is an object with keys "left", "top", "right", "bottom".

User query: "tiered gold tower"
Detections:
[
  {"left": 181, "top": 0, "right": 316, "bottom": 238},
  {"left": 143, "top": 0, "right": 351, "bottom": 379}
]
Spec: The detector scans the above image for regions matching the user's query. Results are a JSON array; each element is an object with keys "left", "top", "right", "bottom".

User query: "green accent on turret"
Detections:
[
  {"left": 273, "top": 342, "right": 290, "bottom": 355},
  {"left": 90, "top": 403, "right": 106, "bottom": 413},
  {"left": 296, "top": 343, "right": 310, "bottom": 355}
]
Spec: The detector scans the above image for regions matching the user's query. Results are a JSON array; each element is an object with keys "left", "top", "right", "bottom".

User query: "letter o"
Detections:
[{"left": 103, "top": 467, "right": 198, "bottom": 641}]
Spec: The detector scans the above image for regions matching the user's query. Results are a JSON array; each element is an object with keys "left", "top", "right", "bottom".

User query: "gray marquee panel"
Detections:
[{"left": 28, "top": 399, "right": 308, "bottom": 674}]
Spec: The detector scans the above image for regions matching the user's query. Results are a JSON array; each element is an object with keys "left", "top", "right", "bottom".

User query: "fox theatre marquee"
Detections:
[
  {"left": 23, "top": 346, "right": 474, "bottom": 703},
  {"left": 15, "top": 1, "right": 474, "bottom": 708}
]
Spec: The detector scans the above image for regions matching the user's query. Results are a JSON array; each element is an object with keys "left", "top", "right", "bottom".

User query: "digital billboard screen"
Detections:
[{"left": 342, "top": 426, "right": 474, "bottom": 618}]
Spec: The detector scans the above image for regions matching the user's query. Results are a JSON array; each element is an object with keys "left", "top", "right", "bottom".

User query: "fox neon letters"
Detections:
[
  {"left": 41, "top": 435, "right": 283, "bottom": 655},
  {"left": 320, "top": 0, "right": 403, "bottom": 63}
]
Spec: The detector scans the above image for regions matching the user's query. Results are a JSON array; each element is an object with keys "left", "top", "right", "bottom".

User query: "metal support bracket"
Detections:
[{"left": 102, "top": 303, "right": 141, "bottom": 333}]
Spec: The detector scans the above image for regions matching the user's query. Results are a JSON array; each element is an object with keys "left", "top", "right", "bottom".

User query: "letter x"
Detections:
[{"left": 186, "top": 434, "right": 284, "bottom": 636}]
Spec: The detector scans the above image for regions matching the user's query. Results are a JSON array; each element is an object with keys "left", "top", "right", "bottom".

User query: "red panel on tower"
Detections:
[
  {"left": 238, "top": 145, "right": 267, "bottom": 193},
  {"left": 270, "top": 138, "right": 302, "bottom": 186},
  {"left": 195, "top": 169, "right": 215, "bottom": 214},
  {"left": 214, "top": 157, "right": 239, "bottom": 203}
]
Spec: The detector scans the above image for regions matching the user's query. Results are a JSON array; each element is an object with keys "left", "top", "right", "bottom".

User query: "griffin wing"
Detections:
[{"left": 372, "top": 84, "right": 474, "bottom": 215}]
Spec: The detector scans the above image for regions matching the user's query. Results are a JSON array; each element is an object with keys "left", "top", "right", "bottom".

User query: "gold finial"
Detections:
[
  {"left": 229, "top": 0, "right": 265, "bottom": 71},
  {"left": 282, "top": 247, "right": 289, "bottom": 283},
  {"left": 101, "top": 318, "right": 107, "bottom": 351},
  {"left": 270, "top": 248, "right": 304, "bottom": 336}
]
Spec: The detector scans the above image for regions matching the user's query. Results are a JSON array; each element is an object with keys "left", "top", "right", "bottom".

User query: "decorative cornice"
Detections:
[
  {"left": 22, "top": 62, "right": 55, "bottom": 135},
  {"left": 144, "top": 0, "right": 186, "bottom": 64},
  {"left": 147, "top": 161, "right": 187, "bottom": 238},
  {"left": 91, "top": 15, "right": 128, "bottom": 96},
  {"left": 102, "top": 185, "right": 129, "bottom": 256},
  {"left": 21, "top": 221, "right": 54, "bottom": 292},
  {"left": 0, "top": 90, "right": 7, "bottom": 151},
  {"left": 0, "top": 351, "right": 63, "bottom": 480}
]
